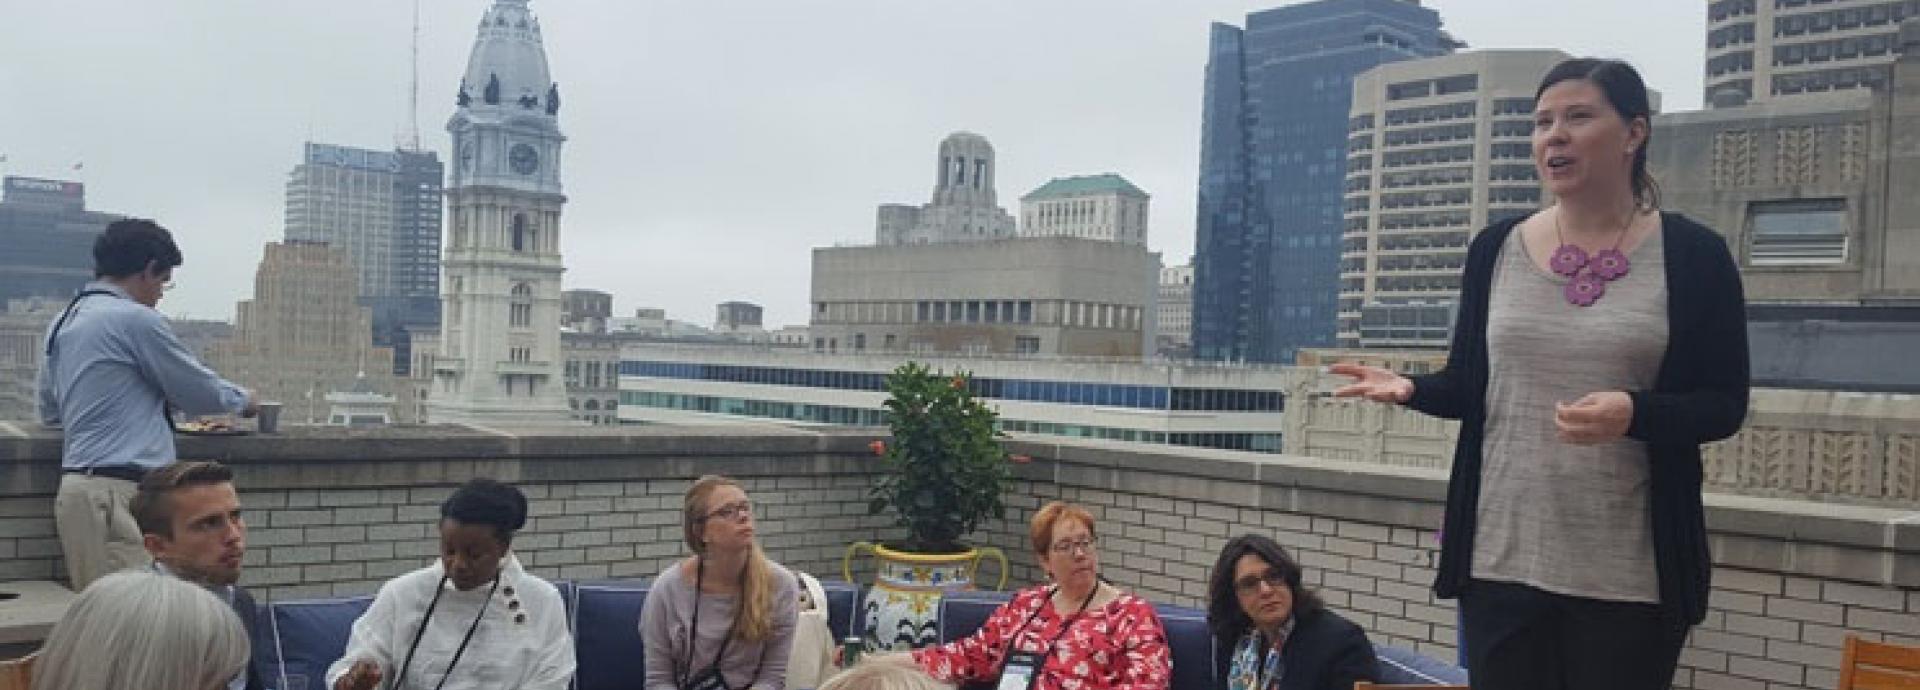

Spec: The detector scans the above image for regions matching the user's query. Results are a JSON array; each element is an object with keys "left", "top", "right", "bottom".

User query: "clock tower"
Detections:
[{"left": 430, "top": 0, "right": 575, "bottom": 425}]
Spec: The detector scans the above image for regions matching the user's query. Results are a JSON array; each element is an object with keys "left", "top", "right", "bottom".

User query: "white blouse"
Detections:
[{"left": 326, "top": 554, "right": 574, "bottom": 690}]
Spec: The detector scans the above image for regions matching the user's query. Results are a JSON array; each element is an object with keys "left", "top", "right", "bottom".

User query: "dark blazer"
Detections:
[
  {"left": 1211, "top": 608, "right": 1377, "bottom": 690},
  {"left": 1409, "top": 212, "right": 1750, "bottom": 626},
  {"left": 233, "top": 584, "right": 267, "bottom": 690}
]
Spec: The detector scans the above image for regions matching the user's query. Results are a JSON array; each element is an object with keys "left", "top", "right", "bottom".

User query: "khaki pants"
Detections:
[{"left": 53, "top": 474, "right": 151, "bottom": 590}]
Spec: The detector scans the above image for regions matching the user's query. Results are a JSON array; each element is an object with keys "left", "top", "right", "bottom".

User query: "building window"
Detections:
[
  {"left": 917, "top": 301, "right": 930, "bottom": 322},
  {"left": 1018, "top": 301, "right": 1033, "bottom": 323},
  {"left": 510, "top": 282, "right": 533, "bottom": 327},
  {"left": 985, "top": 301, "right": 999, "bottom": 323},
  {"left": 884, "top": 334, "right": 897, "bottom": 349},
  {"left": 1014, "top": 336, "right": 1041, "bottom": 354},
  {"left": 966, "top": 301, "right": 982, "bottom": 323},
  {"left": 854, "top": 333, "right": 866, "bottom": 350},
  {"left": 1747, "top": 199, "right": 1848, "bottom": 265},
  {"left": 512, "top": 214, "right": 531, "bottom": 252}
]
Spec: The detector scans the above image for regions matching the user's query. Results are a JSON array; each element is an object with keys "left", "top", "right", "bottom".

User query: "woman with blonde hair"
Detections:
[
  {"left": 31, "top": 570, "right": 249, "bottom": 690},
  {"left": 641, "top": 475, "right": 800, "bottom": 690}
]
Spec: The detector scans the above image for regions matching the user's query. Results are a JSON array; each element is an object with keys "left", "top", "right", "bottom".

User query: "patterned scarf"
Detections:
[{"left": 1225, "top": 620, "right": 1293, "bottom": 690}]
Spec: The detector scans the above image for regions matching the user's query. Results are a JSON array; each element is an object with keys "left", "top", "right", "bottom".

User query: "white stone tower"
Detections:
[
  {"left": 429, "top": 0, "right": 574, "bottom": 425},
  {"left": 875, "top": 132, "right": 1017, "bottom": 245}
]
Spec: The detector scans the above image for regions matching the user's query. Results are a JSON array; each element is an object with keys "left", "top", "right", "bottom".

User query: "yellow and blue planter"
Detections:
[{"left": 843, "top": 541, "right": 1009, "bottom": 652}]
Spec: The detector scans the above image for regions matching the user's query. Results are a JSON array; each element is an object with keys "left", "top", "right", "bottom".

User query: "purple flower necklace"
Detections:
[{"left": 1550, "top": 209, "right": 1634, "bottom": 307}]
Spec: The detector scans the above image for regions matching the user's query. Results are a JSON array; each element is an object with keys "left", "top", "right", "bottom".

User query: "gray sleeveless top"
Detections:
[{"left": 1472, "top": 222, "right": 1668, "bottom": 603}]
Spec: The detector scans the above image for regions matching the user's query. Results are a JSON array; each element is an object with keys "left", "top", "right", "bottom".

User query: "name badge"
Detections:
[{"left": 996, "top": 651, "right": 1044, "bottom": 690}]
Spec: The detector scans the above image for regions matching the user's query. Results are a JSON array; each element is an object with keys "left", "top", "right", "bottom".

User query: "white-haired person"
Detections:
[
  {"left": 31, "top": 569, "right": 249, "bottom": 690},
  {"left": 818, "top": 659, "right": 953, "bottom": 690}
]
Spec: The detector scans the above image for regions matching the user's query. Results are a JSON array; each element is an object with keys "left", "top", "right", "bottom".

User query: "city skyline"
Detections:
[{"left": 0, "top": 1, "right": 1709, "bottom": 329}]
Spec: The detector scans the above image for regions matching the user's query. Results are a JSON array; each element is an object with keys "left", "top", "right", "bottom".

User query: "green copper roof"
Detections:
[{"left": 1020, "top": 174, "right": 1148, "bottom": 201}]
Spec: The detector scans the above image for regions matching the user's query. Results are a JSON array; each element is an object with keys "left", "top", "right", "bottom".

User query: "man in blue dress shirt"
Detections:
[{"left": 37, "top": 218, "right": 255, "bottom": 589}]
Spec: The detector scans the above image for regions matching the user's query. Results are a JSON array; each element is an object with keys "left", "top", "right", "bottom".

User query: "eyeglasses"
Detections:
[
  {"left": 704, "top": 500, "right": 753, "bottom": 522},
  {"left": 1233, "top": 569, "right": 1289, "bottom": 596},
  {"left": 1049, "top": 537, "right": 1097, "bottom": 555}
]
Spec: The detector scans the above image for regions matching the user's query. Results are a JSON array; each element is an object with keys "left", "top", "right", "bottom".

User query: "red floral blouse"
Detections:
[{"left": 912, "top": 585, "right": 1172, "bottom": 690}]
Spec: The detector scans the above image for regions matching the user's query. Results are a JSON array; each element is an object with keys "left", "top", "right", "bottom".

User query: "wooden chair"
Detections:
[
  {"left": 0, "top": 651, "right": 37, "bottom": 690},
  {"left": 1355, "top": 683, "right": 1468, "bottom": 690},
  {"left": 1839, "top": 635, "right": 1920, "bottom": 690}
]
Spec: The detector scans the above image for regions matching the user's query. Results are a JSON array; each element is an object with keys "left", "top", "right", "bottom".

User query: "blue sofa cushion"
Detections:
[
  {"left": 934, "top": 590, "right": 1214, "bottom": 689},
  {"left": 256, "top": 595, "right": 374, "bottom": 690},
  {"left": 571, "top": 579, "right": 653, "bottom": 690},
  {"left": 1376, "top": 644, "right": 1469, "bottom": 685},
  {"left": 818, "top": 579, "right": 861, "bottom": 640}
]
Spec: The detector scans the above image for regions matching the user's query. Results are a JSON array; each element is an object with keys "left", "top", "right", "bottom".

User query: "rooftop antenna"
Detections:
[{"left": 405, "top": 0, "right": 422, "bottom": 151}]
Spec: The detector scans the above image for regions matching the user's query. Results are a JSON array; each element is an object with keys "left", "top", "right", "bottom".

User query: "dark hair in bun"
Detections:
[{"left": 441, "top": 478, "right": 528, "bottom": 543}]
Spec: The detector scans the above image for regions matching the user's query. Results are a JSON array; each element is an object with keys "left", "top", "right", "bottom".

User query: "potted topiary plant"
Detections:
[{"left": 843, "top": 361, "right": 1014, "bottom": 651}]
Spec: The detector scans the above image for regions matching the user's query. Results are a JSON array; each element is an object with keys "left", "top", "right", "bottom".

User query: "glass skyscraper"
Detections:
[
  {"left": 284, "top": 142, "right": 444, "bottom": 375},
  {"left": 1192, "top": 0, "right": 1456, "bottom": 363}
]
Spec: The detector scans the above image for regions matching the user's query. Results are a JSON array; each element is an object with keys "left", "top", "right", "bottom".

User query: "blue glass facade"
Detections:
[{"left": 1192, "top": 0, "right": 1455, "bottom": 363}]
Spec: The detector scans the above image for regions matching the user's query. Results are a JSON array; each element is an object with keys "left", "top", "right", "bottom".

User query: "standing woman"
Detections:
[
  {"left": 641, "top": 475, "right": 800, "bottom": 690},
  {"left": 329, "top": 479, "right": 575, "bottom": 690},
  {"left": 1331, "top": 58, "right": 1748, "bottom": 690}
]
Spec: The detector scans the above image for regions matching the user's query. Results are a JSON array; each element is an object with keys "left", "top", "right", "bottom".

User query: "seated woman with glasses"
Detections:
[
  {"left": 894, "top": 500, "right": 1171, "bottom": 689},
  {"left": 1206, "top": 534, "right": 1376, "bottom": 690},
  {"left": 641, "top": 475, "right": 800, "bottom": 690},
  {"left": 329, "top": 478, "right": 575, "bottom": 690}
]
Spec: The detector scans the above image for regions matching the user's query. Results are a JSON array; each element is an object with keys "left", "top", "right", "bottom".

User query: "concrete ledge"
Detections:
[
  {"left": 2, "top": 426, "right": 1915, "bottom": 587},
  {"left": 0, "top": 580, "right": 73, "bottom": 646}
]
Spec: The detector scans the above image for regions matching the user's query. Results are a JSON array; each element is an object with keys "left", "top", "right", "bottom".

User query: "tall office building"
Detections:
[
  {"left": 1340, "top": 50, "right": 1571, "bottom": 349},
  {"left": 1019, "top": 174, "right": 1151, "bottom": 246},
  {"left": 284, "top": 143, "right": 444, "bottom": 375},
  {"left": 202, "top": 242, "right": 402, "bottom": 425},
  {"left": 0, "top": 177, "right": 124, "bottom": 305},
  {"left": 1705, "top": 0, "right": 1920, "bottom": 107},
  {"left": 1192, "top": 0, "right": 1456, "bottom": 363},
  {"left": 429, "top": 0, "right": 575, "bottom": 425}
]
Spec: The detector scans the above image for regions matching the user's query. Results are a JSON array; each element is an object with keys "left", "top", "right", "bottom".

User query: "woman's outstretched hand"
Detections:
[{"left": 1329, "top": 363, "right": 1414, "bottom": 404}]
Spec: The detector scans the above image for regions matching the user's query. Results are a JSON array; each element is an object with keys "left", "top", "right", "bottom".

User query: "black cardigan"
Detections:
[
  {"left": 1407, "top": 211, "right": 1750, "bottom": 626},
  {"left": 1210, "top": 608, "right": 1378, "bottom": 690}
]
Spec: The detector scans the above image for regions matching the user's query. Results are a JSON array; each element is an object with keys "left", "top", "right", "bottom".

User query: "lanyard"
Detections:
[
  {"left": 999, "top": 583, "right": 1103, "bottom": 673},
  {"left": 680, "top": 556, "right": 755, "bottom": 688},
  {"left": 392, "top": 573, "right": 501, "bottom": 690}
]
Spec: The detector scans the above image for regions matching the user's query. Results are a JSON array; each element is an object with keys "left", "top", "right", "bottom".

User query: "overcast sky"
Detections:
[{"left": 0, "top": 1, "right": 1705, "bottom": 328}]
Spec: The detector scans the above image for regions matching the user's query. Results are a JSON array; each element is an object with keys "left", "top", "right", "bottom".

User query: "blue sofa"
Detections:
[
  {"left": 935, "top": 590, "right": 1467, "bottom": 688},
  {"left": 253, "top": 580, "right": 1464, "bottom": 690}
]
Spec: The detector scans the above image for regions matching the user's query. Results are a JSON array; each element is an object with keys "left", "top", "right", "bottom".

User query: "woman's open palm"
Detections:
[{"left": 1329, "top": 363, "right": 1414, "bottom": 404}]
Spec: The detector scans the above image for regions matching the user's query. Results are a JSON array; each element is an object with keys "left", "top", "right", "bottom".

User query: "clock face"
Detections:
[{"left": 509, "top": 143, "right": 539, "bottom": 175}]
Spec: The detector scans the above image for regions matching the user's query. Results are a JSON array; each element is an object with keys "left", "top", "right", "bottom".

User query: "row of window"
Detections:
[
  {"left": 1383, "top": 101, "right": 1475, "bottom": 128},
  {"left": 1385, "top": 74, "right": 1478, "bottom": 102},
  {"left": 1774, "top": 35, "right": 1898, "bottom": 66},
  {"left": 618, "top": 360, "right": 1288, "bottom": 412},
  {"left": 618, "top": 391, "right": 1288, "bottom": 454},
  {"left": 1774, "top": 1, "right": 1919, "bottom": 37},
  {"left": 1774, "top": 64, "right": 1892, "bottom": 94}
]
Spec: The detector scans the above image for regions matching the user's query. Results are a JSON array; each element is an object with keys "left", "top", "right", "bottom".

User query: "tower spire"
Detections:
[{"left": 405, "top": 0, "right": 421, "bottom": 151}]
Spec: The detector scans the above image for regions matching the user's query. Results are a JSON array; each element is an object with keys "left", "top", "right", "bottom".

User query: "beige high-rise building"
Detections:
[
  {"left": 1705, "top": 0, "right": 1920, "bottom": 108},
  {"left": 204, "top": 242, "right": 404, "bottom": 425},
  {"left": 1157, "top": 263, "right": 1194, "bottom": 355},
  {"left": 0, "top": 298, "right": 61, "bottom": 422},
  {"left": 1339, "top": 50, "right": 1573, "bottom": 349}
]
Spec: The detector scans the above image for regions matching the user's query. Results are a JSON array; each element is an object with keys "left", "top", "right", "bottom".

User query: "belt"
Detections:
[{"left": 63, "top": 465, "right": 150, "bottom": 482}]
